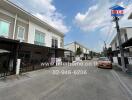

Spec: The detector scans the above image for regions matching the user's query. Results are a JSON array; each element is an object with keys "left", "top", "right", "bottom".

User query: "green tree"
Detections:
[
  {"left": 89, "top": 51, "right": 93, "bottom": 58},
  {"left": 75, "top": 47, "right": 82, "bottom": 56}
]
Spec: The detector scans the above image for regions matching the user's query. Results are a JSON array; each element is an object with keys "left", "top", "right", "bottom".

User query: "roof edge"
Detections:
[{"left": 4, "top": 0, "right": 65, "bottom": 36}]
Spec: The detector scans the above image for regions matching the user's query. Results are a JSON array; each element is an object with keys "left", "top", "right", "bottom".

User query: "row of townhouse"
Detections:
[
  {"left": 0, "top": 0, "right": 68, "bottom": 76},
  {"left": 0, "top": 0, "right": 64, "bottom": 48},
  {"left": 110, "top": 13, "right": 132, "bottom": 71},
  {"left": 64, "top": 41, "right": 90, "bottom": 61},
  {"left": 110, "top": 27, "right": 132, "bottom": 63}
]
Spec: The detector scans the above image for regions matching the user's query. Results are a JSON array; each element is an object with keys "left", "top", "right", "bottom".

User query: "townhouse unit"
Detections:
[
  {"left": 110, "top": 27, "right": 132, "bottom": 68},
  {"left": 0, "top": 0, "right": 64, "bottom": 48},
  {"left": 0, "top": 0, "right": 66, "bottom": 76},
  {"left": 64, "top": 42, "right": 90, "bottom": 60}
]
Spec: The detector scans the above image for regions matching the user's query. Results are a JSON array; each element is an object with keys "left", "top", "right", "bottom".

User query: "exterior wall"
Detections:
[
  {"left": 86, "top": 50, "right": 89, "bottom": 54},
  {"left": 111, "top": 29, "right": 126, "bottom": 49},
  {"left": 64, "top": 43, "right": 76, "bottom": 52},
  {"left": 113, "top": 57, "right": 118, "bottom": 64},
  {"left": 83, "top": 48, "right": 89, "bottom": 54},
  {"left": 111, "top": 37, "right": 119, "bottom": 51},
  {"left": 64, "top": 42, "right": 89, "bottom": 54},
  {"left": 126, "top": 28, "right": 132, "bottom": 39},
  {"left": 111, "top": 28, "right": 132, "bottom": 66},
  {"left": 0, "top": 8, "right": 64, "bottom": 48},
  {"left": 120, "top": 29, "right": 126, "bottom": 43},
  {"left": 111, "top": 42, "right": 115, "bottom": 51},
  {"left": 28, "top": 21, "right": 63, "bottom": 48}
]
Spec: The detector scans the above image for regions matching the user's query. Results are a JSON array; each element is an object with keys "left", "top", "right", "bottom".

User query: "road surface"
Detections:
[{"left": 0, "top": 60, "right": 131, "bottom": 100}]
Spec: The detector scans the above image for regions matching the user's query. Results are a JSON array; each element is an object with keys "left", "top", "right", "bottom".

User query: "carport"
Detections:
[
  {"left": 122, "top": 38, "right": 132, "bottom": 48},
  {"left": 0, "top": 37, "right": 19, "bottom": 77}
]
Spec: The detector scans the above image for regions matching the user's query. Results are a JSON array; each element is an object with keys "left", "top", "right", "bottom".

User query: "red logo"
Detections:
[{"left": 111, "top": 10, "right": 124, "bottom": 15}]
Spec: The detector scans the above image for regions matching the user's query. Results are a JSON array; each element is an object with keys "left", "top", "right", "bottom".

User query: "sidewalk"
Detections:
[
  {"left": 111, "top": 65, "right": 132, "bottom": 99},
  {"left": 0, "top": 67, "right": 52, "bottom": 89}
]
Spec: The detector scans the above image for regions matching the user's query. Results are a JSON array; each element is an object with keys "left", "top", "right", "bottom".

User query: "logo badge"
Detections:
[{"left": 110, "top": 5, "right": 125, "bottom": 17}]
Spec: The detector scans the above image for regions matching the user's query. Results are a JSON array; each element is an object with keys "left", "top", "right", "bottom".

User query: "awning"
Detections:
[
  {"left": 111, "top": 48, "right": 129, "bottom": 53},
  {"left": 122, "top": 38, "right": 132, "bottom": 48},
  {"left": 0, "top": 49, "right": 10, "bottom": 53},
  {"left": 0, "top": 37, "right": 19, "bottom": 44}
]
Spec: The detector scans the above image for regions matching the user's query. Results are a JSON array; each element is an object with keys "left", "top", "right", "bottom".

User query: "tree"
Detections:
[
  {"left": 107, "top": 47, "right": 113, "bottom": 62},
  {"left": 89, "top": 51, "right": 93, "bottom": 58},
  {"left": 75, "top": 47, "right": 82, "bottom": 56}
]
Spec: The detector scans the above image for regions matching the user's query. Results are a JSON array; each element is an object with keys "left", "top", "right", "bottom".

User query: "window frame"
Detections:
[
  {"left": 0, "top": 18, "right": 10, "bottom": 37},
  {"left": 52, "top": 37, "right": 58, "bottom": 48},
  {"left": 17, "top": 25, "right": 25, "bottom": 41},
  {"left": 34, "top": 29, "right": 45, "bottom": 46}
]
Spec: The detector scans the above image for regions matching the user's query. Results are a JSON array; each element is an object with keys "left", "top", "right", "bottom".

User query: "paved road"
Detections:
[{"left": 0, "top": 60, "right": 131, "bottom": 100}]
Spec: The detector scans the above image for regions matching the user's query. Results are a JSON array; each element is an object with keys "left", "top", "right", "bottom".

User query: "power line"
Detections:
[{"left": 105, "top": 24, "right": 113, "bottom": 43}]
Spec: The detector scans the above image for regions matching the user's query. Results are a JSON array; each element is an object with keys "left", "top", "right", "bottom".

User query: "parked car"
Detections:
[{"left": 97, "top": 57, "right": 112, "bottom": 69}]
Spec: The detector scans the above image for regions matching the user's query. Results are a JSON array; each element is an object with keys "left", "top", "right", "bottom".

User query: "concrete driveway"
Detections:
[{"left": 0, "top": 60, "right": 131, "bottom": 100}]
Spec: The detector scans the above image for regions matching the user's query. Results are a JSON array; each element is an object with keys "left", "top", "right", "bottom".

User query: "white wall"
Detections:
[
  {"left": 28, "top": 21, "right": 63, "bottom": 48},
  {"left": 64, "top": 43, "right": 75, "bottom": 52},
  {"left": 113, "top": 57, "right": 118, "bottom": 64},
  {"left": 64, "top": 42, "right": 89, "bottom": 54},
  {"left": 111, "top": 42, "right": 115, "bottom": 51},
  {"left": 126, "top": 28, "right": 132, "bottom": 39},
  {"left": 82, "top": 48, "right": 89, "bottom": 54}
]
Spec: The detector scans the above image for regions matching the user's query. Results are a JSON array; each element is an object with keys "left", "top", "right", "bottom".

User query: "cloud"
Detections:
[
  {"left": 75, "top": 0, "right": 112, "bottom": 32},
  {"left": 11, "top": 0, "right": 69, "bottom": 33},
  {"left": 74, "top": 0, "right": 132, "bottom": 51},
  {"left": 75, "top": 0, "right": 132, "bottom": 32}
]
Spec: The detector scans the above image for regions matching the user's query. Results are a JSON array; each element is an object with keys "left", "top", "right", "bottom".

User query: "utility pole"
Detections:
[
  {"left": 104, "top": 41, "right": 107, "bottom": 51},
  {"left": 103, "top": 41, "right": 107, "bottom": 57},
  {"left": 113, "top": 16, "right": 126, "bottom": 72},
  {"left": 110, "top": 5, "right": 126, "bottom": 72}
]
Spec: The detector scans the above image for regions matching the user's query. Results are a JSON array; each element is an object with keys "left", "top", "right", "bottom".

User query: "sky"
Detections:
[{"left": 11, "top": 0, "right": 132, "bottom": 52}]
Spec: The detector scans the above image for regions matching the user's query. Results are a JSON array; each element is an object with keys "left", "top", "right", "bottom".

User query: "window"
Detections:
[
  {"left": 0, "top": 20, "right": 10, "bottom": 37},
  {"left": 17, "top": 26, "right": 25, "bottom": 41},
  {"left": 52, "top": 38, "right": 58, "bottom": 48},
  {"left": 34, "top": 30, "right": 45, "bottom": 46}
]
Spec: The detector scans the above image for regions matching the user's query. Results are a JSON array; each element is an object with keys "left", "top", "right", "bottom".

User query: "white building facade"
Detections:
[
  {"left": 64, "top": 42, "right": 90, "bottom": 60},
  {"left": 110, "top": 27, "right": 132, "bottom": 67},
  {"left": 0, "top": 0, "right": 64, "bottom": 49}
]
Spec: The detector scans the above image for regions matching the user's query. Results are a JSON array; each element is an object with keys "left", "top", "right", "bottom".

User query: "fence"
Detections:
[
  {"left": 20, "top": 62, "right": 52, "bottom": 73},
  {"left": 0, "top": 53, "right": 16, "bottom": 78},
  {"left": 112, "top": 56, "right": 129, "bottom": 66}
]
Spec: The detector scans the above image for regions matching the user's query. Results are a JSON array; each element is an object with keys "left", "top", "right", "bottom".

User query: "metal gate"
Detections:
[
  {"left": 0, "top": 37, "right": 19, "bottom": 78},
  {"left": 0, "top": 52, "right": 15, "bottom": 78}
]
